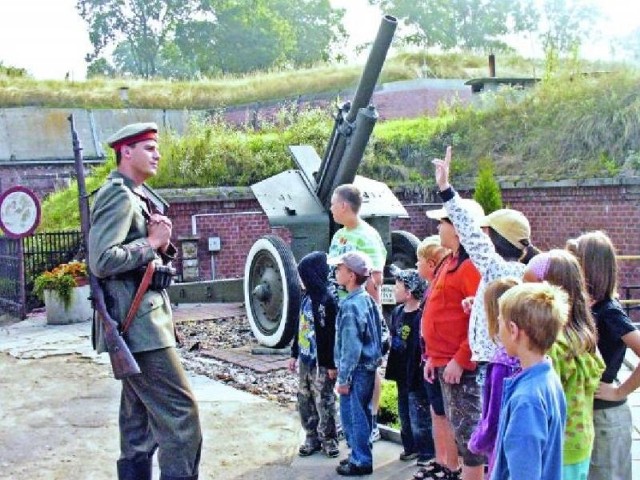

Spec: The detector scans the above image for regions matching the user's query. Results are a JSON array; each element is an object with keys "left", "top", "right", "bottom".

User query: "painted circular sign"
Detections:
[{"left": 0, "top": 186, "right": 41, "bottom": 238}]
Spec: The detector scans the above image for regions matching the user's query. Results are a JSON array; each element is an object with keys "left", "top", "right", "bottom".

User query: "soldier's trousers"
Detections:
[
  {"left": 297, "top": 362, "right": 338, "bottom": 442},
  {"left": 119, "top": 347, "right": 202, "bottom": 479}
]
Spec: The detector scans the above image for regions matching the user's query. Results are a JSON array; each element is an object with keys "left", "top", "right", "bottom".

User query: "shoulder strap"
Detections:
[{"left": 121, "top": 261, "right": 155, "bottom": 334}]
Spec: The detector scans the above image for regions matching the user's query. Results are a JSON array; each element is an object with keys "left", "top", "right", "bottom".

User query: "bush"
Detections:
[
  {"left": 33, "top": 261, "right": 88, "bottom": 310},
  {"left": 473, "top": 157, "right": 503, "bottom": 214},
  {"left": 378, "top": 380, "right": 400, "bottom": 429}
]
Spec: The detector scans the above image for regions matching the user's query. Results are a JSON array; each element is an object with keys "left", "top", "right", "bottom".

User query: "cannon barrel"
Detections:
[
  {"left": 315, "top": 15, "right": 397, "bottom": 209},
  {"left": 346, "top": 14, "right": 397, "bottom": 123}
]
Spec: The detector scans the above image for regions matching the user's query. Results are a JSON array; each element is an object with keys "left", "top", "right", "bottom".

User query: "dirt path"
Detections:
[{"left": 0, "top": 316, "right": 300, "bottom": 480}]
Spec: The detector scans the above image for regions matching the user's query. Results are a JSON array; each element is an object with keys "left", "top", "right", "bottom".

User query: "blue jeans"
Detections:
[
  {"left": 340, "top": 367, "right": 375, "bottom": 467},
  {"left": 397, "top": 381, "right": 436, "bottom": 462}
]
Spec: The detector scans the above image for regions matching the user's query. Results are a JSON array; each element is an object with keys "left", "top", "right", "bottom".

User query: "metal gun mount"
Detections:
[{"left": 244, "top": 15, "right": 421, "bottom": 348}]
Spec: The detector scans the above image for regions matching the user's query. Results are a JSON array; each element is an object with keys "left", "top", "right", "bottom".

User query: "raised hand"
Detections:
[{"left": 432, "top": 145, "right": 452, "bottom": 192}]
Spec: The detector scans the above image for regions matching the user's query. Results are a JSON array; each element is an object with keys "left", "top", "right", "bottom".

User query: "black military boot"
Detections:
[{"left": 117, "top": 458, "right": 152, "bottom": 480}]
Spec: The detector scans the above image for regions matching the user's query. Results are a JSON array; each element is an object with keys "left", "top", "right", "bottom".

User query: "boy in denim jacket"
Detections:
[{"left": 329, "top": 251, "right": 383, "bottom": 477}]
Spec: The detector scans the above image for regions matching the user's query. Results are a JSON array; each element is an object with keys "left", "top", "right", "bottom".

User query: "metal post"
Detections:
[{"left": 18, "top": 238, "right": 26, "bottom": 319}]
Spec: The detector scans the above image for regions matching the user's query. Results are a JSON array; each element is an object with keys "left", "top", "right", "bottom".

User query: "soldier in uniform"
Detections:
[{"left": 88, "top": 123, "right": 202, "bottom": 480}]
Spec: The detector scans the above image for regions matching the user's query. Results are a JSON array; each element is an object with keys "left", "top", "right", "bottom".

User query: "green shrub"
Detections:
[
  {"left": 378, "top": 380, "right": 400, "bottom": 429},
  {"left": 33, "top": 261, "right": 88, "bottom": 310},
  {"left": 473, "top": 158, "right": 503, "bottom": 214}
]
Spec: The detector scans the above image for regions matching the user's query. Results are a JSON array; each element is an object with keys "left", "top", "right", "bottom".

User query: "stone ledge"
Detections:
[{"left": 200, "top": 346, "right": 289, "bottom": 373}]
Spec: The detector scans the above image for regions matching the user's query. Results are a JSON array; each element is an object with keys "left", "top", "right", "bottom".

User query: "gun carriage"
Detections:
[{"left": 244, "top": 15, "right": 421, "bottom": 348}]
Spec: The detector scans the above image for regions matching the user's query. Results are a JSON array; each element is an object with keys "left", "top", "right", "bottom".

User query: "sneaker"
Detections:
[
  {"left": 322, "top": 438, "right": 340, "bottom": 458},
  {"left": 369, "top": 425, "right": 381, "bottom": 443},
  {"left": 336, "top": 462, "right": 373, "bottom": 476},
  {"left": 399, "top": 451, "right": 419, "bottom": 461},
  {"left": 298, "top": 439, "right": 321, "bottom": 457}
]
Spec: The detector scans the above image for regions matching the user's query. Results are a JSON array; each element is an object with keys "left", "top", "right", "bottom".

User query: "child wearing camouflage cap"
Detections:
[{"left": 385, "top": 267, "right": 435, "bottom": 468}]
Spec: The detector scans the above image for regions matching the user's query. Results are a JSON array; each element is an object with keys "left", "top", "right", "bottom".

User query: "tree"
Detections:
[
  {"left": 473, "top": 158, "right": 503, "bottom": 214},
  {"left": 77, "top": 0, "right": 346, "bottom": 78},
  {"left": 175, "top": 0, "right": 345, "bottom": 75},
  {"left": 175, "top": 1, "right": 295, "bottom": 76},
  {"left": 0, "top": 62, "right": 29, "bottom": 78},
  {"left": 367, "top": 0, "right": 537, "bottom": 51},
  {"left": 538, "top": 0, "right": 600, "bottom": 55},
  {"left": 76, "top": 0, "right": 205, "bottom": 78},
  {"left": 86, "top": 58, "right": 117, "bottom": 78},
  {"left": 272, "top": 0, "right": 347, "bottom": 66}
]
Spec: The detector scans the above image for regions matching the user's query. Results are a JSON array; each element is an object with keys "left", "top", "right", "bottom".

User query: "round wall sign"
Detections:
[{"left": 0, "top": 186, "right": 41, "bottom": 239}]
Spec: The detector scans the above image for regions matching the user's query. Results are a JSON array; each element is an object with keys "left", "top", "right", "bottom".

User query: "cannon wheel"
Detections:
[
  {"left": 244, "top": 235, "right": 300, "bottom": 348},
  {"left": 390, "top": 230, "right": 420, "bottom": 269}
]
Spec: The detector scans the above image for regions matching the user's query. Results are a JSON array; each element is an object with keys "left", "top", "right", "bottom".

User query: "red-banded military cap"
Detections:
[{"left": 107, "top": 122, "right": 158, "bottom": 152}]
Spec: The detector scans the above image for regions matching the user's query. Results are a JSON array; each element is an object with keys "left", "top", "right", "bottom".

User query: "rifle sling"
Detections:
[{"left": 121, "top": 261, "right": 156, "bottom": 334}]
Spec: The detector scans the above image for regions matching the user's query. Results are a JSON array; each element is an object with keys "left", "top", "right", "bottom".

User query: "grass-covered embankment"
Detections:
[{"left": 38, "top": 64, "right": 640, "bottom": 232}]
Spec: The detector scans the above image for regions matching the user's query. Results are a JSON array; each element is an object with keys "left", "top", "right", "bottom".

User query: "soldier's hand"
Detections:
[
  {"left": 147, "top": 219, "right": 171, "bottom": 252},
  {"left": 149, "top": 213, "right": 172, "bottom": 230}
]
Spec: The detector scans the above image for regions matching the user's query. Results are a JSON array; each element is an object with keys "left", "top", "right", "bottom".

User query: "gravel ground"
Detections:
[{"left": 177, "top": 316, "right": 299, "bottom": 406}]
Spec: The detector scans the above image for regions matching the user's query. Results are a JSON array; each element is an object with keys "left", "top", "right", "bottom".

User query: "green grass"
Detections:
[
  {"left": 0, "top": 61, "right": 413, "bottom": 109},
  {"left": 366, "top": 68, "right": 640, "bottom": 186},
  {"left": 3, "top": 51, "right": 623, "bottom": 109},
  {"left": 35, "top": 57, "right": 640, "bottom": 232}
]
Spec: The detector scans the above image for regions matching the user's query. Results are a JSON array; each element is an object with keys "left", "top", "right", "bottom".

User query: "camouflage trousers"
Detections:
[{"left": 297, "top": 362, "right": 338, "bottom": 442}]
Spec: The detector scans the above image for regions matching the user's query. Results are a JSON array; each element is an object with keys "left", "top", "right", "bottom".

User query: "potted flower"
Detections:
[{"left": 34, "top": 260, "right": 92, "bottom": 325}]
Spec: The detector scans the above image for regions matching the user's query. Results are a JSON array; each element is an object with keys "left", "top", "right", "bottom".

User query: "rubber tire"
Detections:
[
  {"left": 244, "top": 235, "right": 300, "bottom": 348},
  {"left": 390, "top": 230, "right": 420, "bottom": 269}
]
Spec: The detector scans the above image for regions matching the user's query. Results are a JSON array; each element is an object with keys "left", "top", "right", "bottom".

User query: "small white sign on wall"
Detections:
[{"left": 208, "top": 237, "right": 221, "bottom": 252}]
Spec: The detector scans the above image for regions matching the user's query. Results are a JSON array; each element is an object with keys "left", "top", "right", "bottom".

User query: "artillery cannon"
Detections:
[{"left": 244, "top": 15, "right": 420, "bottom": 347}]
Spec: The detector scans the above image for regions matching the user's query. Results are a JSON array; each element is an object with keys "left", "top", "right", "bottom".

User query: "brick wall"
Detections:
[
  {"left": 499, "top": 181, "right": 640, "bottom": 292},
  {"left": 0, "top": 164, "right": 74, "bottom": 199},
  {"left": 164, "top": 180, "right": 640, "bottom": 306}
]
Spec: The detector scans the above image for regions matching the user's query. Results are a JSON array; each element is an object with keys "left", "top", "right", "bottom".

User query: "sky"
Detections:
[{"left": 0, "top": 0, "right": 638, "bottom": 80}]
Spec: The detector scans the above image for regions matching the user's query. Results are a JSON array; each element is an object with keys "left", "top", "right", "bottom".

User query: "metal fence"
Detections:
[
  {"left": 0, "top": 231, "right": 83, "bottom": 318},
  {"left": 0, "top": 237, "right": 24, "bottom": 317}
]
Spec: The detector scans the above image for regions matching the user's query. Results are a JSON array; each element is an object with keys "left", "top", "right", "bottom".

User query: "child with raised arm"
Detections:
[
  {"left": 492, "top": 282, "right": 568, "bottom": 480},
  {"left": 523, "top": 250, "right": 605, "bottom": 479},
  {"left": 431, "top": 146, "right": 538, "bottom": 367},
  {"left": 288, "top": 251, "right": 340, "bottom": 459},
  {"left": 329, "top": 251, "right": 383, "bottom": 477},
  {"left": 570, "top": 231, "right": 640, "bottom": 480},
  {"left": 424, "top": 202, "right": 483, "bottom": 480}
]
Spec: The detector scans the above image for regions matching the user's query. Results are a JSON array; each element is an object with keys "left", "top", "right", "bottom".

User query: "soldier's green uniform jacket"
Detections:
[{"left": 89, "top": 170, "right": 176, "bottom": 354}]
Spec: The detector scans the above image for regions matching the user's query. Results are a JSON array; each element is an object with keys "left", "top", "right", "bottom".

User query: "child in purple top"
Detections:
[{"left": 468, "top": 278, "right": 521, "bottom": 477}]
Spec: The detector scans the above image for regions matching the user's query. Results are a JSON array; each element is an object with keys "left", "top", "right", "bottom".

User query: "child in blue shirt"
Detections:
[
  {"left": 492, "top": 282, "right": 568, "bottom": 480},
  {"left": 289, "top": 251, "right": 340, "bottom": 458},
  {"left": 329, "top": 251, "right": 383, "bottom": 477}
]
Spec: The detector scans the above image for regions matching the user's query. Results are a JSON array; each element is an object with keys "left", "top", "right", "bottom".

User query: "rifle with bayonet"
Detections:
[{"left": 68, "top": 114, "right": 141, "bottom": 380}]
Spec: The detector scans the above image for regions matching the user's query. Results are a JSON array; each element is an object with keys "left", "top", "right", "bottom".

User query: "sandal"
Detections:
[
  {"left": 412, "top": 460, "right": 445, "bottom": 479},
  {"left": 412, "top": 467, "right": 429, "bottom": 480}
]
